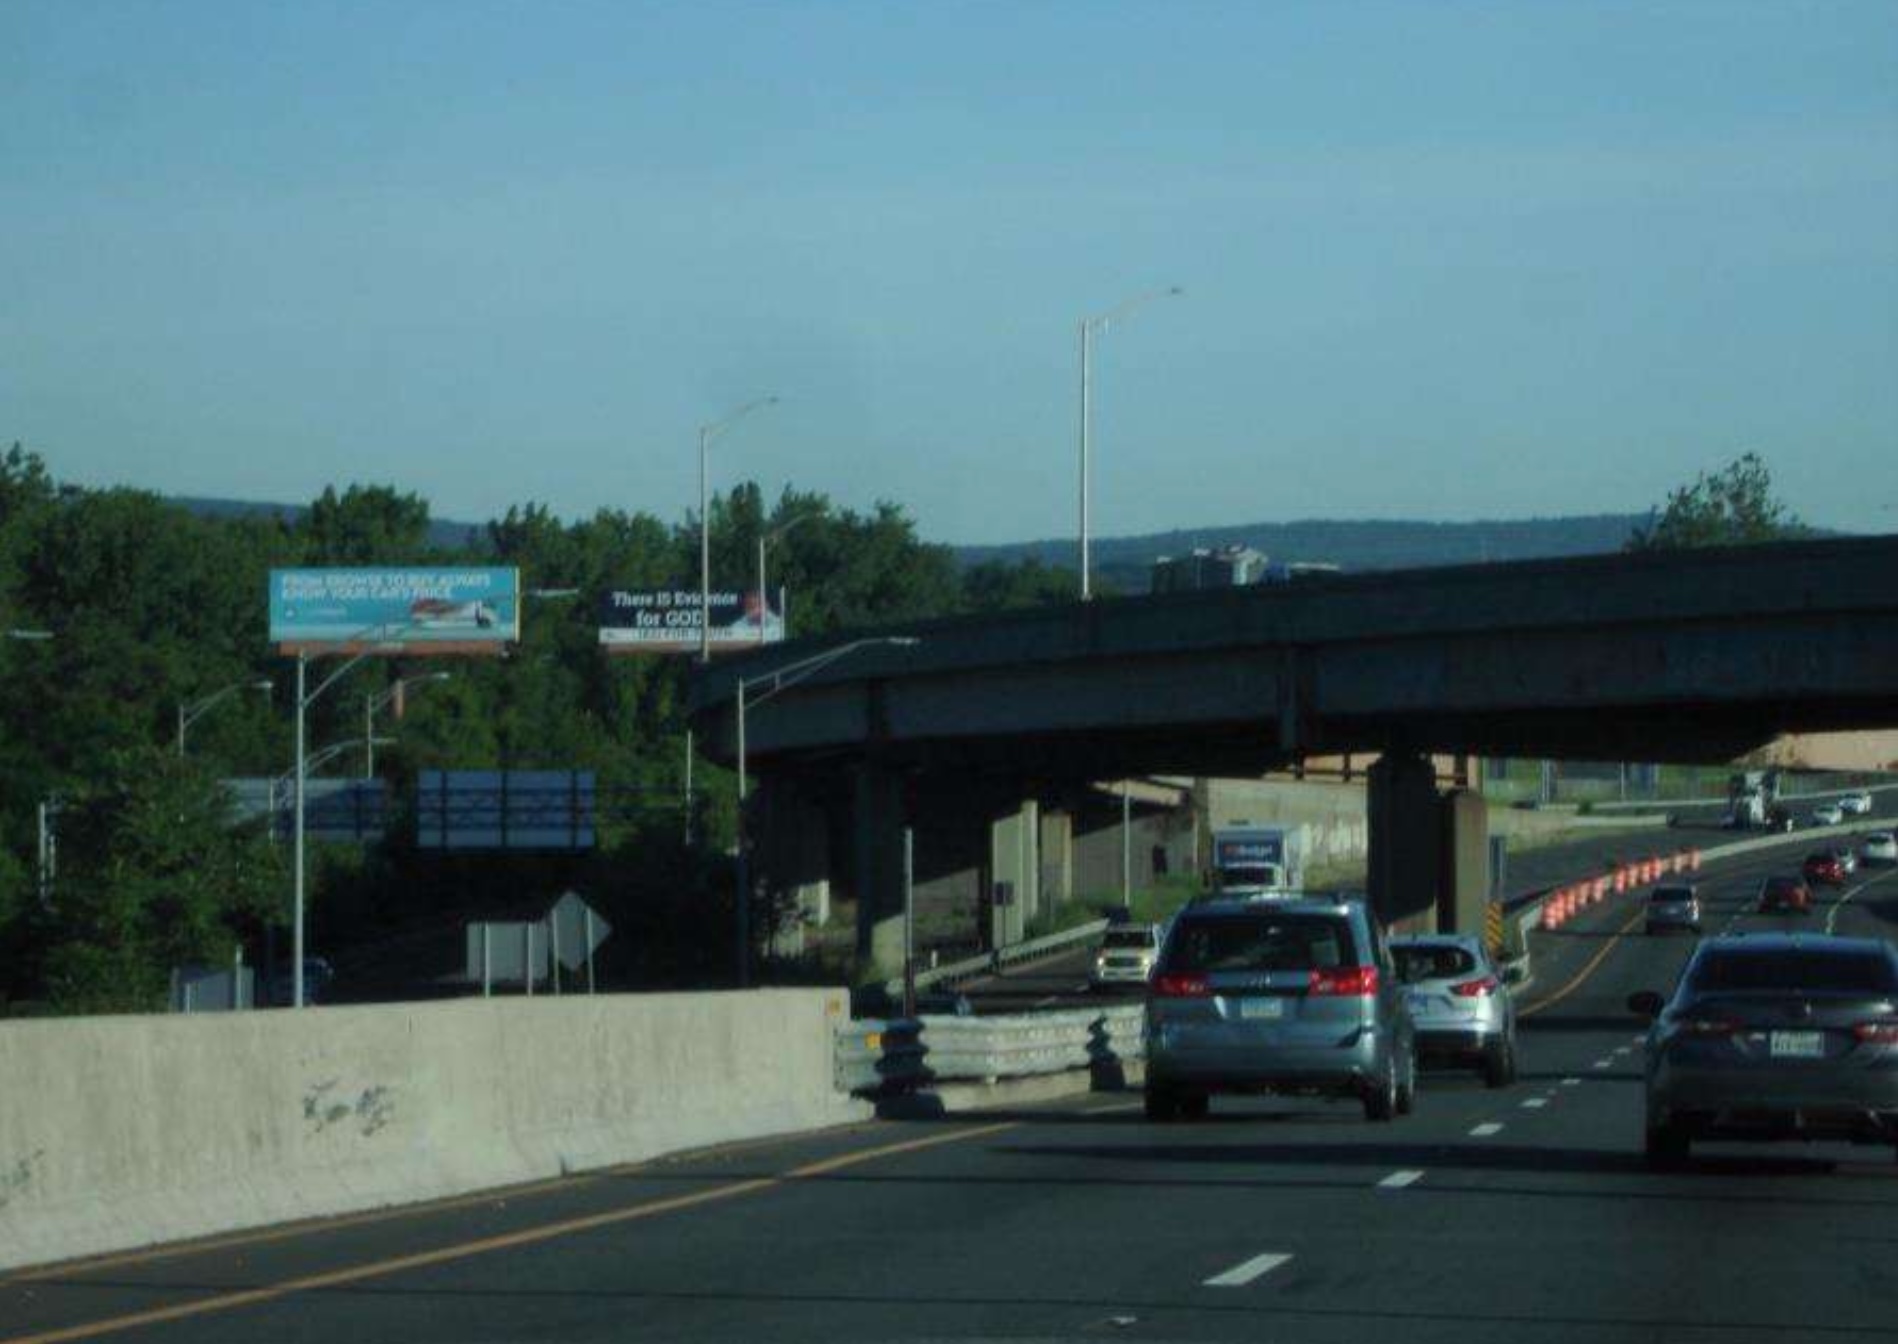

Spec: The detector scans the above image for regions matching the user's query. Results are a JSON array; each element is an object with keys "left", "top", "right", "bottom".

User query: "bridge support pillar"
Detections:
[
  {"left": 1368, "top": 752, "right": 1441, "bottom": 932},
  {"left": 988, "top": 799, "right": 1040, "bottom": 948},
  {"left": 1438, "top": 788, "right": 1491, "bottom": 937},
  {"left": 852, "top": 761, "right": 908, "bottom": 977},
  {"left": 1368, "top": 754, "right": 1491, "bottom": 935}
]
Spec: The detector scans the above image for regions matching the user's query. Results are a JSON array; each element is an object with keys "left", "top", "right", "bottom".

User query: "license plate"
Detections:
[
  {"left": 1769, "top": 1031, "right": 1825, "bottom": 1059},
  {"left": 1236, "top": 997, "right": 1286, "bottom": 1020}
]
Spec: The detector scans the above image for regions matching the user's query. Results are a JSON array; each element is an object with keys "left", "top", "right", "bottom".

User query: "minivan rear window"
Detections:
[
  {"left": 1649, "top": 887, "right": 1693, "bottom": 904},
  {"left": 1164, "top": 914, "right": 1357, "bottom": 974},
  {"left": 1393, "top": 944, "right": 1477, "bottom": 982},
  {"left": 1688, "top": 949, "right": 1898, "bottom": 995}
]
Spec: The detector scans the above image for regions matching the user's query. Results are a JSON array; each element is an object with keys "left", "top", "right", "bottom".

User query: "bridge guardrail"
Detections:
[
  {"left": 834, "top": 1003, "right": 1144, "bottom": 1094},
  {"left": 885, "top": 918, "right": 1112, "bottom": 998}
]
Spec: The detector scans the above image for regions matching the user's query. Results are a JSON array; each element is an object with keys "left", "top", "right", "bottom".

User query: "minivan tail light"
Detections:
[
  {"left": 1309, "top": 966, "right": 1379, "bottom": 997},
  {"left": 1150, "top": 973, "right": 1211, "bottom": 999},
  {"left": 1852, "top": 1022, "right": 1898, "bottom": 1044},
  {"left": 1451, "top": 975, "right": 1500, "bottom": 998}
]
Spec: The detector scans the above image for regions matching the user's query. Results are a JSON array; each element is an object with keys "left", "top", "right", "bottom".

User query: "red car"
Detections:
[
  {"left": 1801, "top": 853, "right": 1847, "bottom": 887},
  {"left": 1759, "top": 875, "right": 1814, "bottom": 913}
]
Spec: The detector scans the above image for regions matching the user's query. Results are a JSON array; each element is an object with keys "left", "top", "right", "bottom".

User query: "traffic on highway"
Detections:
[{"left": 6, "top": 795, "right": 1898, "bottom": 1343}]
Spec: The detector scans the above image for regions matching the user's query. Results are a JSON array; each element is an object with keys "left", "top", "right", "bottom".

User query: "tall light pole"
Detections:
[
  {"left": 756, "top": 512, "right": 820, "bottom": 647},
  {"left": 177, "top": 679, "right": 274, "bottom": 755},
  {"left": 733, "top": 635, "right": 920, "bottom": 986},
  {"left": 699, "top": 397, "right": 779, "bottom": 663},
  {"left": 289, "top": 622, "right": 413, "bottom": 1008},
  {"left": 1078, "top": 287, "right": 1182, "bottom": 601},
  {"left": 363, "top": 672, "right": 452, "bottom": 778}
]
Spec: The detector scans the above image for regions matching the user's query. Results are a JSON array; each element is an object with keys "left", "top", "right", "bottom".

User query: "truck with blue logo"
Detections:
[{"left": 1206, "top": 824, "right": 1305, "bottom": 900}]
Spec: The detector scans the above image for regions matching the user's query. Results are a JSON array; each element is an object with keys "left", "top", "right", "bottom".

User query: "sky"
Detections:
[{"left": 3, "top": 0, "right": 1895, "bottom": 544}]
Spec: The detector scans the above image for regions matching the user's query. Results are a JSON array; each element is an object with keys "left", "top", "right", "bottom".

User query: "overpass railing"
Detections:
[{"left": 883, "top": 918, "right": 1112, "bottom": 999}]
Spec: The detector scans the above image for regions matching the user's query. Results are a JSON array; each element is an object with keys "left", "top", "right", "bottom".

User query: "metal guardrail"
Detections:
[
  {"left": 886, "top": 918, "right": 1112, "bottom": 997},
  {"left": 834, "top": 1003, "right": 1145, "bottom": 1094}
]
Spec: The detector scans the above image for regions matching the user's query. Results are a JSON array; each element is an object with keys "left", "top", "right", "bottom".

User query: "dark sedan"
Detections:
[
  {"left": 1803, "top": 852, "right": 1848, "bottom": 887},
  {"left": 1630, "top": 934, "right": 1898, "bottom": 1165},
  {"left": 1759, "top": 875, "right": 1813, "bottom": 914}
]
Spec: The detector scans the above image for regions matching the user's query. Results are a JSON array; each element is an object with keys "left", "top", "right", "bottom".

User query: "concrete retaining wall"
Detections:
[{"left": 0, "top": 989, "right": 866, "bottom": 1273}]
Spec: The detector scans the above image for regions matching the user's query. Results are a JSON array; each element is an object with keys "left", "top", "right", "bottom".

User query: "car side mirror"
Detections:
[{"left": 1627, "top": 991, "right": 1665, "bottom": 1020}]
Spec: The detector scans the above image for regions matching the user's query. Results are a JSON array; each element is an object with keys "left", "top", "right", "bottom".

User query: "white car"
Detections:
[
  {"left": 1863, "top": 832, "right": 1898, "bottom": 865},
  {"left": 1811, "top": 804, "right": 1845, "bottom": 827},
  {"left": 1090, "top": 924, "right": 1161, "bottom": 991},
  {"left": 1838, "top": 792, "right": 1874, "bottom": 817}
]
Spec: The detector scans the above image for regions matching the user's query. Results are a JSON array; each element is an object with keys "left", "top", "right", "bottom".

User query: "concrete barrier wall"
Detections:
[{"left": 0, "top": 988, "right": 866, "bottom": 1273}]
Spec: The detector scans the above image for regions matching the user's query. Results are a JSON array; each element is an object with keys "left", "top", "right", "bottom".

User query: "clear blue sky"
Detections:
[{"left": 4, "top": 1, "right": 1894, "bottom": 543}]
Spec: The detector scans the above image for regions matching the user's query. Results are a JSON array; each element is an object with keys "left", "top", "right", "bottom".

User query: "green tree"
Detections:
[
  {"left": 303, "top": 484, "right": 432, "bottom": 564},
  {"left": 39, "top": 748, "right": 283, "bottom": 1013},
  {"left": 960, "top": 556, "right": 1083, "bottom": 612},
  {"left": 1627, "top": 453, "right": 1803, "bottom": 551}
]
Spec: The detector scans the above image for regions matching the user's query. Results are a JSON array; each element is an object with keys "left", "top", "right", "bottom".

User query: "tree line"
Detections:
[{"left": 0, "top": 444, "right": 1086, "bottom": 1013}]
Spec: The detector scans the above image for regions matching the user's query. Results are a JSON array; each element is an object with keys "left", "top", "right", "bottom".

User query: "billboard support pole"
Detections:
[{"left": 292, "top": 652, "right": 307, "bottom": 1010}]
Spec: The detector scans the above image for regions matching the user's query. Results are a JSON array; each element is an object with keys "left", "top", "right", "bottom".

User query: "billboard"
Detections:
[
  {"left": 597, "top": 588, "right": 784, "bottom": 653},
  {"left": 269, "top": 568, "right": 520, "bottom": 654}
]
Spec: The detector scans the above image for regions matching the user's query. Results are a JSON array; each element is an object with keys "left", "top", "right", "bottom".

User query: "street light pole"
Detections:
[
  {"left": 756, "top": 512, "right": 819, "bottom": 648},
  {"left": 288, "top": 621, "right": 413, "bottom": 1007},
  {"left": 731, "top": 635, "right": 920, "bottom": 988},
  {"left": 362, "top": 672, "right": 452, "bottom": 779},
  {"left": 1077, "top": 287, "right": 1183, "bottom": 601},
  {"left": 697, "top": 396, "right": 778, "bottom": 664},
  {"left": 176, "top": 679, "right": 274, "bottom": 755}
]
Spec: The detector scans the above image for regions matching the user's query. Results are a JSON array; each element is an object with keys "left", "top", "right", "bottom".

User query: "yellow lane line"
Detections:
[
  {"left": 1518, "top": 905, "right": 1647, "bottom": 1019},
  {"left": 3, "top": 1117, "right": 889, "bottom": 1287},
  {"left": 0, "top": 1121, "right": 1017, "bottom": 1344}
]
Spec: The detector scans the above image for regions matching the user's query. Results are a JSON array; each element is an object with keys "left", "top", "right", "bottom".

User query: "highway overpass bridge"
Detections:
[{"left": 690, "top": 536, "right": 1898, "bottom": 964}]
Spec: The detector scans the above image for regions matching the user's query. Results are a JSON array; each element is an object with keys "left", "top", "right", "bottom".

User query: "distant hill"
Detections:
[
  {"left": 954, "top": 515, "right": 1650, "bottom": 592},
  {"left": 176, "top": 493, "right": 1653, "bottom": 584},
  {"left": 173, "top": 497, "right": 490, "bottom": 553}
]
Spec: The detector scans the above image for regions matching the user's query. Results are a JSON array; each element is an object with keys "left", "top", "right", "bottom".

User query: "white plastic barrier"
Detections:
[{"left": 0, "top": 989, "right": 866, "bottom": 1272}]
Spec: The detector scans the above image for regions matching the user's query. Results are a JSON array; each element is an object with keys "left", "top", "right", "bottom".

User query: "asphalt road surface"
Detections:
[{"left": 6, "top": 840, "right": 1898, "bottom": 1342}]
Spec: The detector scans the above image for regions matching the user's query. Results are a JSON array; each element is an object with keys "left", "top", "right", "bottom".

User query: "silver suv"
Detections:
[
  {"left": 1391, "top": 934, "right": 1518, "bottom": 1088},
  {"left": 1144, "top": 898, "right": 1417, "bottom": 1122}
]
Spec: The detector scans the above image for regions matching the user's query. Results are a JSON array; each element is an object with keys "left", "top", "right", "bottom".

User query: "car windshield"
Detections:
[
  {"left": 1393, "top": 944, "right": 1478, "bottom": 981},
  {"left": 1649, "top": 888, "right": 1693, "bottom": 904},
  {"left": 1101, "top": 929, "right": 1152, "bottom": 949},
  {"left": 1688, "top": 949, "right": 1898, "bottom": 995},
  {"left": 1166, "top": 915, "right": 1356, "bottom": 973}
]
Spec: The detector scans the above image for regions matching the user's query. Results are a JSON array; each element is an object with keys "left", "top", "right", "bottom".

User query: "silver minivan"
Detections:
[{"left": 1143, "top": 898, "right": 1417, "bottom": 1122}]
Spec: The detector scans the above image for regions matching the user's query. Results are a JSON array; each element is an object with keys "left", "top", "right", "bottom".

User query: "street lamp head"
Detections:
[
  {"left": 424, "top": 671, "right": 453, "bottom": 684},
  {"left": 252, "top": 679, "right": 274, "bottom": 691}
]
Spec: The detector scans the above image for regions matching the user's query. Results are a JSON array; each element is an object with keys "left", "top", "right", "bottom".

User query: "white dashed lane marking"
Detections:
[
  {"left": 1469, "top": 1123, "right": 1504, "bottom": 1137},
  {"left": 1204, "top": 1252, "right": 1293, "bottom": 1288},
  {"left": 1522, "top": 1097, "right": 1549, "bottom": 1109},
  {"left": 1378, "top": 1170, "right": 1425, "bottom": 1189}
]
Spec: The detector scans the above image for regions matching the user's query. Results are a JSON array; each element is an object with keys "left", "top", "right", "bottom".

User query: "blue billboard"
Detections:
[
  {"left": 416, "top": 770, "right": 597, "bottom": 852},
  {"left": 269, "top": 568, "right": 520, "bottom": 653}
]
